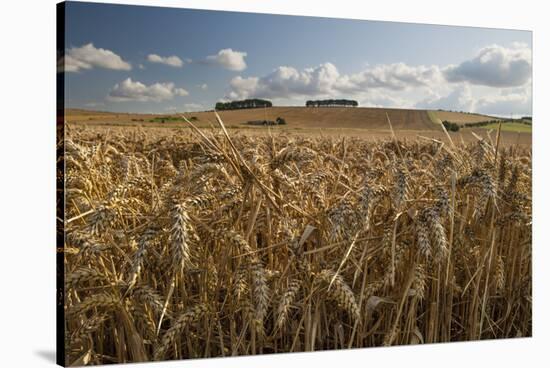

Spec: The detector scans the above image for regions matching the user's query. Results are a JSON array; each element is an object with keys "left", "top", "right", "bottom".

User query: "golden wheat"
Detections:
[{"left": 62, "top": 118, "right": 532, "bottom": 365}]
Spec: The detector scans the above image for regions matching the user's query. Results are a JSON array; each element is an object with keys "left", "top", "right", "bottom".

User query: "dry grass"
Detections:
[{"left": 62, "top": 114, "right": 531, "bottom": 365}]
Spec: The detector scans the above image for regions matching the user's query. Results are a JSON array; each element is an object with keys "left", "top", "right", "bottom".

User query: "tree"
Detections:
[
  {"left": 305, "top": 99, "right": 358, "bottom": 107},
  {"left": 276, "top": 117, "right": 286, "bottom": 125},
  {"left": 442, "top": 120, "right": 460, "bottom": 132},
  {"left": 214, "top": 99, "right": 273, "bottom": 111}
]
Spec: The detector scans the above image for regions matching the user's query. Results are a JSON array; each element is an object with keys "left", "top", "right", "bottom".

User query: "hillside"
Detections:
[{"left": 66, "top": 106, "right": 439, "bottom": 131}]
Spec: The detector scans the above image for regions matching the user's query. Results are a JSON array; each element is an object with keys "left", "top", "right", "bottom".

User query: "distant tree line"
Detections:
[
  {"left": 436, "top": 109, "right": 479, "bottom": 115},
  {"left": 306, "top": 99, "right": 358, "bottom": 107},
  {"left": 247, "top": 117, "right": 287, "bottom": 126},
  {"left": 463, "top": 118, "right": 531, "bottom": 129},
  {"left": 463, "top": 120, "right": 502, "bottom": 128},
  {"left": 215, "top": 99, "right": 272, "bottom": 111}
]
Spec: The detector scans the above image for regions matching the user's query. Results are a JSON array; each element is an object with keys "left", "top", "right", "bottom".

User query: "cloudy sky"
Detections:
[{"left": 61, "top": 2, "right": 532, "bottom": 116}]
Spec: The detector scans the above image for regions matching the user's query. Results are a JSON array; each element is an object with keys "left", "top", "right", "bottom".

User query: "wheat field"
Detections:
[{"left": 62, "top": 116, "right": 531, "bottom": 366}]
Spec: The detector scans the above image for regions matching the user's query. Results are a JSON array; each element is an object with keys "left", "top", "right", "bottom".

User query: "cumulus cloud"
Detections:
[
  {"left": 476, "top": 87, "right": 532, "bottom": 116},
  {"left": 107, "top": 78, "right": 189, "bottom": 102},
  {"left": 205, "top": 48, "right": 247, "bottom": 71},
  {"left": 227, "top": 62, "right": 440, "bottom": 100},
  {"left": 225, "top": 43, "right": 531, "bottom": 115},
  {"left": 227, "top": 77, "right": 257, "bottom": 99},
  {"left": 61, "top": 43, "right": 131, "bottom": 72},
  {"left": 443, "top": 43, "right": 531, "bottom": 87},
  {"left": 198, "top": 83, "right": 208, "bottom": 90},
  {"left": 417, "top": 85, "right": 532, "bottom": 116},
  {"left": 147, "top": 54, "right": 184, "bottom": 67},
  {"left": 347, "top": 63, "right": 442, "bottom": 91},
  {"left": 227, "top": 63, "right": 345, "bottom": 100},
  {"left": 416, "top": 85, "right": 476, "bottom": 112}
]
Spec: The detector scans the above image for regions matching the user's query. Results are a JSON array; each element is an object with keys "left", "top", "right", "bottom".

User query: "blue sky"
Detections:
[{"left": 62, "top": 1, "right": 532, "bottom": 116}]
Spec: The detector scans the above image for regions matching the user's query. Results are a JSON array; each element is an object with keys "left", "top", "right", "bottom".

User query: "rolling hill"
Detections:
[{"left": 66, "top": 106, "right": 441, "bottom": 131}]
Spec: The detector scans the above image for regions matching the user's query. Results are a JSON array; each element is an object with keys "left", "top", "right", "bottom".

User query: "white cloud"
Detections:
[
  {"left": 147, "top": 54, "right": 184, "bottom": 67},
  {"left": 227, "top": 63, "right": 340, "bottom": 100},
  {"left": 227, "top": 76, "right": 259, "bottom": 99},
  {"left": 198, "top": 83, "right": 208, "bottom": 90},
  {"left": 205, "top": 48, "right": 247, "bottom": 71},
  {"left": 61, "top": 43, "right": 131, "bottom": 72},
  {"left": 476, "top": 87, "right": 532, "bottom": 116},
  {"left": 174, "top": 88, "right": 189, "bottom": 96},
  {"left": 416, "top": 85, "right": 476, "bottom": 112},
  {"left": 347, "top": 63, "right": 442, "bottom": 91},
  {"left": 443, "top": 43, "right": 531, "bottom": 87},
  {"left": 224, "top": 43, "right": 531, "bottom": 116},
  {"left": 227, "top": 62, "right": 440, "bottom": 100},
  {"left": 138, "top": 64, "right": 145, "bottom": 70},
  {"left": 417, "top": 84, "right": 532, "bottom": 116},
  {"left": 107, "top": 78, "right": 189, "bottom": 102}
]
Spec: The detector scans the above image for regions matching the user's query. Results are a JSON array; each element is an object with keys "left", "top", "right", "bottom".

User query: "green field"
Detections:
[
  {"left": 483, "top": 122, "right": 532, "bottom": 133},
  {"left": 426, "top": 110, "right": 442, "bottom": 124}
]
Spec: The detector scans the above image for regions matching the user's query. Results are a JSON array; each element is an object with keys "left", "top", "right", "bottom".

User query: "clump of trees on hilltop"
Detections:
[
  {"left": 306, "top": 99, "right": 358, "bottom": 107},
  {"left": 215, "top": 99, "right": 272, "bottom": 111},
  {"left": 442, "top": 120, "right": 460, "bottom": 132}
]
